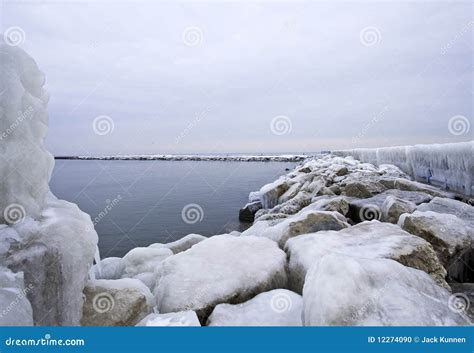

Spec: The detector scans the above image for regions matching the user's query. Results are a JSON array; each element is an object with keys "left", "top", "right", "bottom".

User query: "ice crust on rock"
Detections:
[
  {"left": 417, "top": 197, "right": 474, "bottom": 229},
  {"left": 0, "top": 267, "right": 33, "bottom": 326},
  {"left": 285, "top": 221, "right": 447, "bottom": 293},
  {"left": 149, "top": 233, "right": 206, "bottom": 254},
  {"left": 207, "top": 289, "right": 302, "bottom": 326},
  {"left": 154, "top": 235, "right": 288, "bottom": 322},
  {"left": 303, "top": 254, "right": 472, "bottom": 326}
]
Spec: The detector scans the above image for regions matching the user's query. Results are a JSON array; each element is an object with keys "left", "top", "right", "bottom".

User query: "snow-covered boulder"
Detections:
[
  {"left": 136, "top": 311, "right": 201, "bottom": 326},
  {"left": 0, "top": 42, "right": 98, "bottom": 325},
  {"left": 379, "top": 178, "right": 455, "bottom": 198},
  {"left": 399, "top": 211, "right": 472, "bottom": 268},
  {"left": 94, "top": 257, "right": 125, "bottom": 280},
  {"left": 308, "top": 196, "right": 350, "bottom": 216},
  {"left": 417, "top": 197, "right": 474, "bottom": 229},
  {"left": 242, "top": 209, "right": 349, "bottom": 248},
  {"left": 207, "top": 289, "right": 302, "bottom": 326},
  {"left": 154, "top": 235, "right": 287, "bottom": 321},
  {"left": 258, "top": 179, "right": 291, "bottom": 209},
  {"left": 343, "top": 181, "right": 383, "bottom": 198},
  {"left": 149, "top": 234, "right": 207, "bottom": 254},
  {"left": 122, "top": 247, "right": 173, "bottom": 277},
  {"left": 303, "top": 254, "right": 471, "bottom": 326},
  {"left": 81, "top": 279, "right": 153, "bottom": 326},
  {"left": 285, "top": 221, "right": 447, "bottom": 293},
  {"left": 239, "top": 201, "right": 262, "bottom": 222}
]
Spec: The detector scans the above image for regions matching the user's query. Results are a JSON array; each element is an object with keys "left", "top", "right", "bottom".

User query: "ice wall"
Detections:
[
  {"left": 0, "top": 40, "right": 98, "bottom": 325},
  {"left": 0, "top": 42, "right": 54, "bottom": 222},
  {"left": 334, "top": 142, "right": 473, "bottom": 196}
]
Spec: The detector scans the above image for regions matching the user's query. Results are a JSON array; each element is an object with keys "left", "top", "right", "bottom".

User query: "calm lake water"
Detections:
[{"left": 50, "top": 160, "right": 297, "bottom": 257}]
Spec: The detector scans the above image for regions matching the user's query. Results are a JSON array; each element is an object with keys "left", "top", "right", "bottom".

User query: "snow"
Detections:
[
  {"left": 149, "top": 233, "right": 206, "bottom": 254},
  {"left": 136, "top": 311, "right": 201, "bottom": 326},
  {"left": 154, "top": 234, "right": 288, "bottom": 320},
  {"left": 285, "top": 220, "right": 447, "bottom": 293},
  {"left": 94, "top": 257, "right": 125, "bottom": 280},
  {"left": 334, "top": 142, "right": 473, "bottom": 196},
  {"left": 303, "top": 254, "right": 472, "bottom": 326},
  {"left": 207, "top": 289, "right": 302, "bottom": 326},
  {"left": 417, "top": 197, "right": 474, "bottom": 229},
  {"left": 122, "top": 247, "right": 173, "bottom": 278}
]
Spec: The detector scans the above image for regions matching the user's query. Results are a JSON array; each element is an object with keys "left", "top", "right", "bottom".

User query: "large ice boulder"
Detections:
[
  {"left": 154, "top": 235, "right": 288, "bottom": 322},
  {"left": 303, "top": 254, "right": 471, "bottom": 326},
  {"left": 0, "top": 42, "right": 98, "bottom": 325},
  {"left": 285, "top": 221, "right": 447, "bottom": 293},
  {"left": 94, "top": 257, "right": 125, "bottom": 280},
  {"left": 242, "top": 209, "right": 349, "bottom": 248},
  {"left": 81, "top": 279, "right": 153, "bottom": 326},
  {"left": 122, "top": 247, "right": 173, "bottom": 278},
  {"left": 0, "top": 267, "right": 33, "bottom": 326},
  {"left": 207, "top": 289, "right": 302, "bottom": 326}
]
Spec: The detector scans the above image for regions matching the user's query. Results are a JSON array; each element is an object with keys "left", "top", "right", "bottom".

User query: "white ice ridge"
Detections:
[
  {"left": 56, "top": 154, "right": 308, "bottom": 162},
  {"left": 334, "top": 142, "right": 473, "bottom": 196}
]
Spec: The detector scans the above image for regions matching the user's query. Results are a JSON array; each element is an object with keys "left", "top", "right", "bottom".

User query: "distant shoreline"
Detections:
[{"left": 54, "top": 154, "right": 313, "bottom": 162}]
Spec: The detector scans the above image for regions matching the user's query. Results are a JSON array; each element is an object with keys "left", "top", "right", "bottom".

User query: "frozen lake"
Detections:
[{"left": 50, "top": 160, "right": 297, "bottom": 257}]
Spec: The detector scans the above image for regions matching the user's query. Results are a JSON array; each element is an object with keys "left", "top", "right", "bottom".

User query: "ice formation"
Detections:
[
  {"left": 334, "top": 142, "right": 473, "bottom": 196},
  {"left": 0, "top": 41, "right": 98, "bottom": 325}
]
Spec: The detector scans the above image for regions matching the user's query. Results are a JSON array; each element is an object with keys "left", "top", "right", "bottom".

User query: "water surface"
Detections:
[{"left": 50, "top": 160, "right": 296, "bottom": 257}]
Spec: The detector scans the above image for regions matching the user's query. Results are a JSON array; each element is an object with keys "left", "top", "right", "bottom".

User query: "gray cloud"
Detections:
[{"left": 3, "top": 0, "right": 472, "bottom": 155}]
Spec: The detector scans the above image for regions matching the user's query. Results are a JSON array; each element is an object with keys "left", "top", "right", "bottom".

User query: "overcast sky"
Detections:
[{"left": 2, "top": 0, "right": 473, "bottom": 155}]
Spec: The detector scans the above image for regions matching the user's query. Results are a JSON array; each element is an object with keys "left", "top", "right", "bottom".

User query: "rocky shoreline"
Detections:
[
  {"left": 55, "top": 154, "right": 308, "bottom": 162},
  {"left": 88, "top": 153, "right": 473, "bottom": 326}
]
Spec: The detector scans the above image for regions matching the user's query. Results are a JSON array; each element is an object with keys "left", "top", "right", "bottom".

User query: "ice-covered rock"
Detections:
[
  {"left": 381, "top": 195, "right": 416, "bottom": 224},
  {"left": 308, "top": 196, "right": 350, "bottom": 216},
  {"left": 242, "top": 209, "right": 349, "bottom": 248},
  {"left": 399, "top": 211, "right": 472, "bottom": 270},
  {"left": 239, "top": 201, "right": 262, "bottom": 222},
  {"left": 81, "top": 278, "right": 153, "bottom": 326},
  {"left": 122, "top": 247, "right": 173, "bottom": 278},
  {"left": 380, "top": 178, "right": 455, "bottom": 198},
  {"left": 417, "top": 197, "right": 474, "bottom": 229},
  {"left": 149, "top": 234, "right": 207, "bottom": 254},
  {"left": 285, "top": 221, "right": 447, "bottom": 293},
  {"left": 154, "top": 235, "right": 287, "bottom": 321},
  {"left": 136, "top": 311, "right": 201, "bottom": 326},
  {"left": 258, "top": 178, "right": 291, "bottom": 209},
  {"left": 94, "top": 257, "right": 125, "bottom": 280},
  {"left": 207, "top": 289, "right": 302, "bottom": 326},
  {"left": 303, "top": 254, "right": 471, "bottom": 326},
  {"left": 343, "top": 181, "right": 383, "bottom": 198}
]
